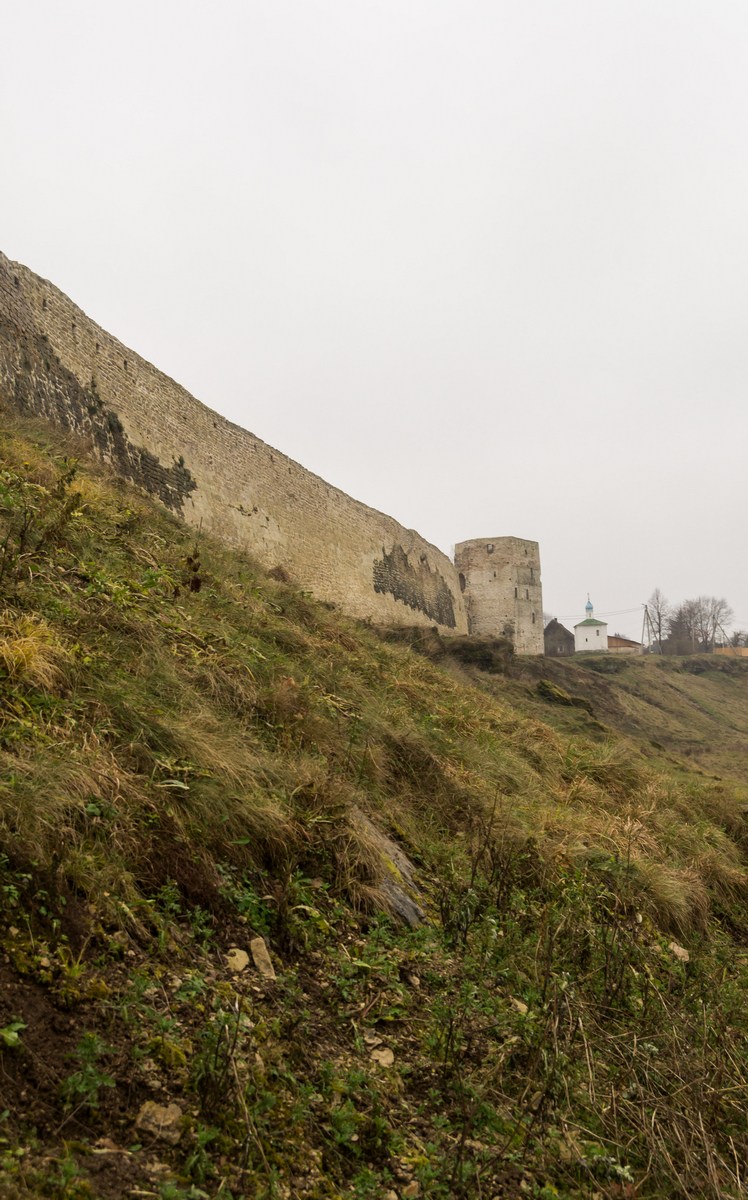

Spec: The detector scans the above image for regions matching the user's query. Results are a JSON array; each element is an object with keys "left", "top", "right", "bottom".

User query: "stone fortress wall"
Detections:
[{"left": 0, "top": 252, "right": 543, "bottom": 650}]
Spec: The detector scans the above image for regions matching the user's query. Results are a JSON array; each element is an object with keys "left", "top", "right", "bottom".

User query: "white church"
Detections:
[{"left": 574, "top": 598, "right": 608, "bottom": 653}]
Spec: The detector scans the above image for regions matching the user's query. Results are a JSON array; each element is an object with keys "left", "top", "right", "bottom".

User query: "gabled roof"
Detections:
[
  {"left": 574, "top": 617, "right": 607, "bottom": 628},
  {"left": 544, "top": 618, "right": 573, "bottom": 637}
]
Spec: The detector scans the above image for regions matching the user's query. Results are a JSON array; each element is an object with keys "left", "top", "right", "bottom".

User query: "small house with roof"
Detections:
[
  {"left": 608, "top": 633, "right": 641, "bottom": 656},
  {"left": 574, "top": 598, "right": 608, "bottom": 653},
  {"left": 544, "top": 618, "right": 575, "bottom": 657}
]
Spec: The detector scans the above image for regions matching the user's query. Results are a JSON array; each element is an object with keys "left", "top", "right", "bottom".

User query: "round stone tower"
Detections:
[{"left": 454, "top": 536, "right": 543, "bottom": 655}]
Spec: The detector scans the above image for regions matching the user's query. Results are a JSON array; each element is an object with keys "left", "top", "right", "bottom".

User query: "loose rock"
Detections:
[
  {"left": 135, "top": 1100, "right": 184, "bottom": 1145},
  {"left": 226, "top": 947, "right": 250, "bottom": 973},
  {"left": 371, "top": 1047, "right": 395, "bottom": 1067},
  {"left": 250, "top": 936, "right": 277, "bottom": 980}
]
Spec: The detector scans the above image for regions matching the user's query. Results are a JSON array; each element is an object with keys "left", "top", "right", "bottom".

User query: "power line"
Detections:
[{"left": 551, "top": 606, "right": 643, "bottom": 621}]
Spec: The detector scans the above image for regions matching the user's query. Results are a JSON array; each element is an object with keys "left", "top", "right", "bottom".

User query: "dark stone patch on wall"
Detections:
[
  {"left": 0, "top": 320, "right": 197, "bottom": 515},
  {"left": 373, "top": 543, "right": 456, "bottom": 628}
]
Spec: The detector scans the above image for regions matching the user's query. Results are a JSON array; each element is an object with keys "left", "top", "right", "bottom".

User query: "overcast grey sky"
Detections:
[{"left": 3, "top": 1, "right": 747, "bottom": 639}]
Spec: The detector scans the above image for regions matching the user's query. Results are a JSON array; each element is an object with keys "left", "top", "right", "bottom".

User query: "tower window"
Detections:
[
  {"left": 486, "top": 544, "right": 494, "bottom": 554},
  {"left": 514, "top": 587, "right": 518, "bottom": 598},
  {"left": 458, "top": 572, "right": 466, "bottom": 593},
  {"left": 532, "top": 612, "right": 536, "bottom": 624},
  {"left": 525, "top": 589, "right": 529, "bottom": 600}
]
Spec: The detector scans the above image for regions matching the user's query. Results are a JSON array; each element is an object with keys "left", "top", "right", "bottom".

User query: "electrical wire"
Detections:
[{"left": 550, "top": 606, "right": 643, "bottom": 621}]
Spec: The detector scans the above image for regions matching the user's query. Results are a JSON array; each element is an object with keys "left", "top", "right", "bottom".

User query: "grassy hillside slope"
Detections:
[
  {"left": 0, "top": 412, "right": 747, "bottom": 1200},
  {"left": 483, "top": 651, "right": 748, "bottom": 789}
]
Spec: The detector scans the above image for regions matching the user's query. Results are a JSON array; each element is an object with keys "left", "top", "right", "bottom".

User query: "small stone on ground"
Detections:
[
  {"left": 370, "top": 1047, "right": 395, "bottom": 1067},
  {"left": 250, "top": 936, "right": 277, "bottom": 980},
  {"left": 226, "top": 947, "right": 249, "bottom": 973},
  {"left": 135, "top": 1101, "right": 184, "bottom": 1145}
]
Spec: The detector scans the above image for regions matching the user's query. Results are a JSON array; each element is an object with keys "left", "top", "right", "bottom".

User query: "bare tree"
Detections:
[
  {"left": 696, "top": 596, "right": 734, "bottom": 648},
  {"left": 646, "top": 588, "right": 671, "bottom": 653},
  {"left": 666, "top": 596, "right": 733, "bottom": 653}
]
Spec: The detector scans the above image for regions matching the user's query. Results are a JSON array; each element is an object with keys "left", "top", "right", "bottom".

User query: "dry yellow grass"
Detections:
[{"left": 0, "top": 612, "right": 69, "bottom": 690}]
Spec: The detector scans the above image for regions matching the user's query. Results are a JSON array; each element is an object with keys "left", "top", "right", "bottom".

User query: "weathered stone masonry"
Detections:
[
  {"left": 0, "top": 252, "right": 543, "bottom": 650},
  {"left": 454, "top": 538, "right": 544, "bottom": 655}
]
